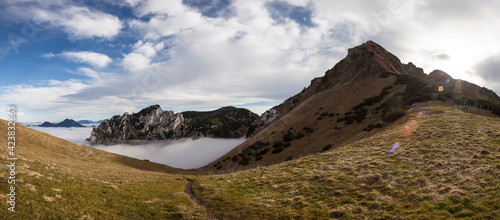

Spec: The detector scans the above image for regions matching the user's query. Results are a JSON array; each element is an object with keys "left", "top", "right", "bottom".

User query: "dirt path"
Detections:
[{"left": 184, "top": 178, "right": 218, "bottom": 220}]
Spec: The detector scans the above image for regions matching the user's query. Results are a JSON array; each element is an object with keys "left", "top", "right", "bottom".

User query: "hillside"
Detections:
[
  {"left": 2, "top": 40, "right": 500, "bottom": 219},
  {"left": 192, "top": 101, "right": 500, "bottom": 219},
  {"left": 1, "top": 101, "right": 499, "bottom": 219},
  {"left": 0, "top": 120, "right": 208, "bottom": 219},
  {"left": 203, "top": 41, "right": 500, "bottom": 172},
  {"left": 89, "top": 105, "right": 258, "bottom": 145}
]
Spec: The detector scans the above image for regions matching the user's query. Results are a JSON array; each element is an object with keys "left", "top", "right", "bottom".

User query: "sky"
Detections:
[{"left": 1, "top": 0, "right": 499, "bottom": 122}]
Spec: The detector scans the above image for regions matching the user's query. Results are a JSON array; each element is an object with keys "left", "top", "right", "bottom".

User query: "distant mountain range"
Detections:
[{"left": 39, "top": 119, "right": 85, "bottom": 127}]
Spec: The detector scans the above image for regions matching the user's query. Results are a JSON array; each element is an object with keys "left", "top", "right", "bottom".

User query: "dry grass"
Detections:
[
  {"left": 192, "top": 101, "right": 500, "bottom": 219},
  {"left": 1, "top": 101, "right": 499, "bottom": 219},
  {"left": 203, "top": 73, "right": 402, "bottom": 172},
  {"left": 0, "top": 121, "right": 208, "bottom": 219}
]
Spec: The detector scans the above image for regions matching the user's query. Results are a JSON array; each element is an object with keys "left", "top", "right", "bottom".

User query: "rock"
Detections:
[{"left": 89, "top": 105, "right": 258, "bottom": 145}]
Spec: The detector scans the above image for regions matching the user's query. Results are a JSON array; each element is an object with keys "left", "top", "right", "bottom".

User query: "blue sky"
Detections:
[{"left": 1, "top": 0, "right": 499, "bottom": 122}]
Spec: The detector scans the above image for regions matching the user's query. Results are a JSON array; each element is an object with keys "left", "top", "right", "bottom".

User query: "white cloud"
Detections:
[
  {"left": 40, "top": 53, "right": 56, "bottom": 59},
  {"left": 0, "top": 80, "right": 88, "bottom": 112},
  {"left": 125, "top": 0, "right": 141, "bottom": 7},
  {"left": 122, "top": 52, "right": 151, "bottom": 72},
  {"left": 133, "top": 0, "right": 187, "bottom": 17},
  {"left": 5, "top": 3, "right": 122, "bottom": 40},
  {"left": 75, "top": 67, "right": 100, "bottom": 79},
  {"left": 56, "top": 6, "right": 122, "bottom": 39},
  {"left": 61, "top": 51, "right": 112, "bottom": 68}
]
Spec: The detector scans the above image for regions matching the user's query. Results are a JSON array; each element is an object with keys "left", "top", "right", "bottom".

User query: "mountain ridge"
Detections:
[
  {"left": 89, "top": 105, "right": 258, "bottom": 145},
  {"left": 204, "top": 40, "right": 500, "bottom": 172},
  {"left": 39, "top": 118, "right": 85, "bottom": 127}
]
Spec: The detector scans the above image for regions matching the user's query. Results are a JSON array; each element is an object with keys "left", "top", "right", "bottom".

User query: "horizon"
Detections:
[{"left": 1, "top": 0, "right": 499, "bottom": 122}]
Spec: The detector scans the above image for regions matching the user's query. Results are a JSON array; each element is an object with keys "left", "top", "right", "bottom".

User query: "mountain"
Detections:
[
  {"left": 89, "top": 105, "right": 258, "bottom": 145},
  {"left": 204, "top": 40, "right": 500, "bottom": 172},
  {"left": 193, "top": 101, "right": 500, "bottom": 219},
  {"left": 39, "top": 118, "right": 85, "bottom": 127}
]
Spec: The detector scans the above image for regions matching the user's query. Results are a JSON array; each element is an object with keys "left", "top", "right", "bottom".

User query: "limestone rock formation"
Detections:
[{"left": 89, "top": 105, "right": 258, "bottom": 145}]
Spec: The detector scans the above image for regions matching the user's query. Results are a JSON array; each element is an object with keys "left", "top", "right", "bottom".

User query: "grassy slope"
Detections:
[
  {"left": 1, "top": 100, "right": 499, "bottom": 219},
  {"left": 0, "top": 121, "right": 207, "bottom": 219},
  {"left": 204, "top": 73, "right": 402, "bottom": 172},
  {"left": 192, "top": 101, "right": 500, "bottom": 219}
]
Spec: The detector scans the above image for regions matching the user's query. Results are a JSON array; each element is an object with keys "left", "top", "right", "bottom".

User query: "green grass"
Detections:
[
  {"left": 192, "top": 101, "right": 500, "bottom": 219},
  {"left": 1, "top": 101, "right": 499, "bottom": 219},
  {"left": 0, "top": 161, "right": 205, "bottom": 219}
]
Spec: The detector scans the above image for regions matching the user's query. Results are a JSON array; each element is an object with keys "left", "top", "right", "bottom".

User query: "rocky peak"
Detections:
[
  {"left": 404, "top": 62, "right": 425, "bottom": 77},
  {"left": 429, "top": 69, "right": 455, "bottom": 83},
  {"left": 137, "top": 104, "right": 162, "bottom": 117},
  {"left": 248, "top": 41, "right": 409, "bottom": 132},
  {"left": 319, "top": 41, "right": 407, "bottom": 91}
]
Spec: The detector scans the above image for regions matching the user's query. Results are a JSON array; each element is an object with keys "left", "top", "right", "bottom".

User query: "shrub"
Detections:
[
  {"left": 379, "top": 90, "right": 390, "bottom": 97},
  {"left": 257, "top": 148, "right": 270, "bottom": 156},
  {"left": 383, "top": 108, "right": 406, "bottom": 122},
  {"left": 365, "top": 123, "right": 383, "bottom": 131},
  {"left": 319, "top": 144, "right": 333, "bottom": 152},
  {"left": 283, "top": 132, "right": 294, "bottom": 142},
  {"left": 273, "top": 141, "right": 284, "bottom": 148},
  {"left": 248, "top": 141, "right": 270, "bottom": 150},
  {"left": 375, "top": 104, "right": 386, "bottom": 111},
  {"left": 345, "top": 117, "right": 355, "bottom": 125},
  {"left": 238, "top": 156, "right": 251, "bottom": 166},
  {"left": 382, "top": 85, "right": 393, "bottom": 91},
  {"left": 303, "top": 127, "right": 314, "bottom": 133},
  {"left": 294, "top": 132, "right": 305, "bottom": 139},
  {"left": 380, "top": 72, "right": 393, "bottom": 78},
  {"left": 272, "top": 148, "right": 284, "bottom": 154}
]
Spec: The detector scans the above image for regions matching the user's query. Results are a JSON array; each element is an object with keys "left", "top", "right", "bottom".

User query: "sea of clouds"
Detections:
[
  {"left": 28, "top": 124, "right": 244, "bottom": 169},
  {"left": 92, "top": 138, "right": 245, "bottom": 169}
]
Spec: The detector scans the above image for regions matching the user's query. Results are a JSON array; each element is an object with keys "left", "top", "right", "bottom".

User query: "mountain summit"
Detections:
[{"left": 205, "top": 40, "right": 500, "bottom": 172}]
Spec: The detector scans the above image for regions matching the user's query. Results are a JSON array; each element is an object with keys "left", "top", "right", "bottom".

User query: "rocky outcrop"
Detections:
[{"left": 89, "top": 105, "right": 258, "bottom": 145}]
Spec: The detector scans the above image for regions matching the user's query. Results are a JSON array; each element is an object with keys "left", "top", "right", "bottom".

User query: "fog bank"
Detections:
[
  {"left": 92, "top": 138, "right": 245, "bottom": 169},
  {"left": 30, "top": 126, "right": 94, "bottom": 145}
]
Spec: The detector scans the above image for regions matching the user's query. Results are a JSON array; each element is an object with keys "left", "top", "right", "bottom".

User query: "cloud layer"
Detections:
[{"left": 93, "top": 138, "right": 245, "bottom": 169}]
